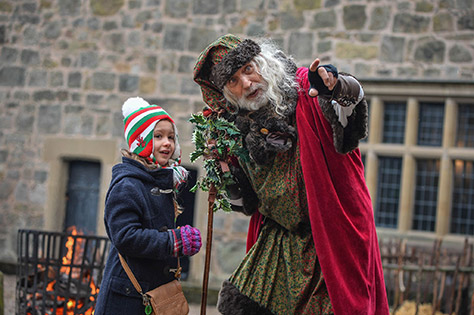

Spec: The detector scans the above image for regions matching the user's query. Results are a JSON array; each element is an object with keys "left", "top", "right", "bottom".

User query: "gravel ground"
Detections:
[{"left": 2, "top": 274, "right": 220, "bottom": 315}]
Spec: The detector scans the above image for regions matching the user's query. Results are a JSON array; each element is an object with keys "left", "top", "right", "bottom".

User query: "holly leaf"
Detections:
[{"left": 189, "top": 111, "right": 247, "bottom": 212}]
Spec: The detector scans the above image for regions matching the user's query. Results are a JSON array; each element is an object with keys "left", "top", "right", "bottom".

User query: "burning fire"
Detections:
[{"left": 28, "top": 226, "right": 99, "bottom": 315}]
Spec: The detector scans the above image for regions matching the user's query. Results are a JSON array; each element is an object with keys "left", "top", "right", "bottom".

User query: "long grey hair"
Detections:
[{"left": 224, "top": 39, "right": 299, "bottom": 117}]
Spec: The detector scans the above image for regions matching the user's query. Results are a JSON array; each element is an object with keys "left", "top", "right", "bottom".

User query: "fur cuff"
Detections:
[
  {"left": 319, "top": 73, "right": 368, "bottom": 154},
  {"left": 217, "top": 280, "right": 275, "bottom": 315}
]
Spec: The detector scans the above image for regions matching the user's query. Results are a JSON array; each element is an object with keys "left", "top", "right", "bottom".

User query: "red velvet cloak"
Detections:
[{"left": 247, "top": 67, "right": 389, "bottom": 314}]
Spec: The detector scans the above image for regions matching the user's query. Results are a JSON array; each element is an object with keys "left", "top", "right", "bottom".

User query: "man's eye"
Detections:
[
  {"left": 227, "top": 77, "right": 237, "bottom": 88},
  {"left": 245, "top": 65, "right": 253, "bottom": 73}
]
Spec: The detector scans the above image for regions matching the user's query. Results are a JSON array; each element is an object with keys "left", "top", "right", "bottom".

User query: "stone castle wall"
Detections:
[{"left": 0, "top": 0, "right": 473, "bottom": 285}]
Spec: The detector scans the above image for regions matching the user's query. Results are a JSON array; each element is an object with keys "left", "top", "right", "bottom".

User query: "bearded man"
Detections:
[{"left": 193, "top": 34, "right": 389, "bottom": 315}]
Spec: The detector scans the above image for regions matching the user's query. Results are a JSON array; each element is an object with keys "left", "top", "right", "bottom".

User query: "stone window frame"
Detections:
[
  {"left": 42, "top": 137, "right": 119, "bottom": 236},
  {"left": 360, "top": 80, "right": 474, "bottom": 242}
]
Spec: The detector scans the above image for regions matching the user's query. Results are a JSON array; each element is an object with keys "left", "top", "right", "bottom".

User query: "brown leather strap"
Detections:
[
  {"left": 118, "top": 253, "right": 144, "bottom": 294},
  {"left": 118, "top": 253, "right": 182, "bottom": 295}
]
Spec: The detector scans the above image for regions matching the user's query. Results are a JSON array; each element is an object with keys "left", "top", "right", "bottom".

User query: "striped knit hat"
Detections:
[
  {"left": 122, "top": 97, "right": 181, "bottom": 163},
  {"left": 122, "top": 97, "right": 187, "bottom": 187}
]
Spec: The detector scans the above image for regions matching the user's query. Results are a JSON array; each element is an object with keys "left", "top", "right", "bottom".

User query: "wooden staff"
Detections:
[{"left": 200, "top": 184, "right": 217, "bottom": 315}]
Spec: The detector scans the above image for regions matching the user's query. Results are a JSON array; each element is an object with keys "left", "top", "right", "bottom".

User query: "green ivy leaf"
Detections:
[{"left": 189, "top": 111, "right": 248, "bottom": 212}]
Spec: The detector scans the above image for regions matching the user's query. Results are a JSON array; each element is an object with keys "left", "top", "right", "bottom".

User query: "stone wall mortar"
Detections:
[{"left": 0, "top": 0, "right": 473, "bottom": 283}]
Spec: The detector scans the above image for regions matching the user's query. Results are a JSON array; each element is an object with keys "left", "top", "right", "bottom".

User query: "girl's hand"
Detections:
[{"left": 169, "top": 225, "right": 202, "bottom": 257}]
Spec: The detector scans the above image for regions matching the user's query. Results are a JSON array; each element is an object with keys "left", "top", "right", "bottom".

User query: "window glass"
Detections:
[
  {"left": 456, "top": 103, "right": 474, "bottom": 148},
  {"left": 412, "top": 159, "right": 440, "bottom": 231},
  {"left": 451, "top": 160, "right": 474, "bottom": 235},
  {"left": 383, "top": 101, "right": 406, "bottom": 144},
  {"left": 417, "top": 102, "right": 444, "bottom": 146},
  {"left": 375, "top": 157, "right": 402, "bottom": 228}
]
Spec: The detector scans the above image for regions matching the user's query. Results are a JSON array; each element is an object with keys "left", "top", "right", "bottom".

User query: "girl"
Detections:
[{"left": 95, "top": 97, "right": 201, "bottom": 315}]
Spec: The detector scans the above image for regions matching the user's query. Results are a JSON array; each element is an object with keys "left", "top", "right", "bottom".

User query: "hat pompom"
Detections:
[{"left": 122, "top": 97, "right": 150, "bottom": 119}]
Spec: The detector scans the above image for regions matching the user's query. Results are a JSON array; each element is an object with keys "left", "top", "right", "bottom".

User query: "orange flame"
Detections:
[{"left": 31, "top": 227, "right": 99, "bottom": 315}]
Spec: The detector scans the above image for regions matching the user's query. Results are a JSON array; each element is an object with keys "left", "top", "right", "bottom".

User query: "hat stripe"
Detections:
[
  {"left": 125, "top": 105, "right": 175, "bottom": 126},
  {"left": 127, "top": 114, "right": 163, "bottom": 147},
  {"left": 124, "top": 107, "right": 172, "bottom": 136},
  {"left": 125, "top": 112, "right": 169, "bottom": 144}
]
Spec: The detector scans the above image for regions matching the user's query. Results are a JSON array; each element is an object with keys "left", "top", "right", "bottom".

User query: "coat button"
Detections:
[
  {"left": 125, "top": 287, "right": 131, "bottom": 295},
  {"left": 150, "top": 187, "right": 161, "bottom": 195}
]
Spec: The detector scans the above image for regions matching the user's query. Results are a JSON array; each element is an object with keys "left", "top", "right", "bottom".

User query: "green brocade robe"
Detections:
[{"left": 229, "top": 138, "right": 333, "bottom": 314}]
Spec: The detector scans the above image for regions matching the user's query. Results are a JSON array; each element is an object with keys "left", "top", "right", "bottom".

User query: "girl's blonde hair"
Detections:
[{"left": 121, "top": 149, "right": 158, "bottom": 170}]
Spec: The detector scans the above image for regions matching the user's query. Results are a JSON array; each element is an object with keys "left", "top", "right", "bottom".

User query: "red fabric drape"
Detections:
[
  {"left": 246, "top": 68, "right": 388, "bottom": 314},
  {"left": 296, "top": 67, "right": 388, "bottom": 314},
  {"left": 246, "top": 211, "right": 263, "bottom": 252}
]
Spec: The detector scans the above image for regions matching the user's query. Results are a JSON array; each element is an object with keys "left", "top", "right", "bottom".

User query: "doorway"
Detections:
[{"left": 64, "top": 160, "right": 101, "bottom": 235}]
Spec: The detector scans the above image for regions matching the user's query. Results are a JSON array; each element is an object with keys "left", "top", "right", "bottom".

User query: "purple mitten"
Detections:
[
  {"left": 169, "top": 225, "right": 202, "bottom": 257},
  {"left": 180, "top": 225, "right": 202, "bottom": 256}
]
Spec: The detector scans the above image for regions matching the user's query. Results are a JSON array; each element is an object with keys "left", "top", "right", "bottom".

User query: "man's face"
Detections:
[{"left": 224, "top": 62, "right": 268, "bottom": 111}]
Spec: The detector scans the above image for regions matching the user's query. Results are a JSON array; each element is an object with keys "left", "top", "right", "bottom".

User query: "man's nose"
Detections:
[{"left": 241, "top": 75, "right": 252, "bottom": 89}]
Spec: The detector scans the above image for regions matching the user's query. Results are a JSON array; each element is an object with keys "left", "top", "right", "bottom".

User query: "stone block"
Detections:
[
  {"left": 193, "top": 0, "right": 219, "bottom": 14},
  {"left": 335, "top": 42, "right": 378, "bottom": 60},
  {"left": 59, "top": 0, "right": 82, "bottom": 16},
  {"left": 160, "top": 74, "right": 179, "bottom": 94},
  {"left": 189, "top": 28, "right": 218, "bottom": 52},
  {"left": 80, "top": 51, "right": 99, "bottom": 68},
  {"left": 369, "top": 6, "right": 390, "bottom": 30},
  {"left": 247, "top": 23, "right": 265, "bottom": 37},
  {"left": 50, "top": 72, "right": 64, "bottom": 87},
  {"left": 288, "top": 32, "right": 313, "bottom": 60},
  {"left": 44, "top": 21, "right": 61, "bottom": 39},
  {"left": 165, "top": 0, "right": 189, "bottom": 18},
  {"left": 68, "top": 72, "right": 82, "bottom": 88},
  {"left": 343, "top": 5, "right": 367, "bottom": 30},
  {"left": 393, "top": 13, "right": 430, "bottom": 33},
  {"left": 33, "top": 90, "right": 55, "bottom": 102},
  {"left": 37, "top": 105, "right": 61, "bottom": 134},
  {"left": 0, "top": 150, "right": 7, "bottom": 163},
  {"left": 1, "top": 47, "right": 18, "bottom": 63},
  {"left": 449, "top": 45, "right": 473, "bottom": 63},
  {"left": 92, "top": 72, "right": 116, "bottom": 90},
  {"left": 295, "top": 0, "right": 321, "bottom": 10},
  {"left": 281, "top": 11, "right": 305, "bottom": 30},
  {"left": 163, "top": 25, "right": 187, "bottom": 50},
  {"left": 0, "top": 67, "right": 25, "bottom": 87},
  {"left": 223, "top": 0, "right": 237, "bottom": 12},
  {"left": 311, "top": 10, "right": 337, "bottom": 29},
  {"left": 381, "top": 36, "right": 405, "bottom": 62},
  {"left": 119, "top": 74, "right": 139, "bottom": 92},
  {"left": 458, "top": 13, "right": 474, "bottom": 30},
  {"left": 414, "top": 39, "right": 445, "bottom": 63},
  {"left": 104, "top": 33, "right": 125, "bottom": 53},
  {"left": 91, "top": 0, "right": 124, "bottom": 16},
  {"left": 29, "top": 70, "right": 47, "bottom": 87},
  {"left": 180, "top": 77, "right": 201, "bottom": 95},
  {"left": 139, "top": 77, "right": 156, "bottom": 94}
]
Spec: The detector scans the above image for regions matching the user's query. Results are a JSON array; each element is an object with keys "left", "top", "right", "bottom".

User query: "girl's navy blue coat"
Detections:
[{"left": 95, "top": 157, "right": 179, "bottom": 315}]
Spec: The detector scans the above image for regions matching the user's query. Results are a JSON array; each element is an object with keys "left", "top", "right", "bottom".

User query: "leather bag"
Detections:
[{"left": 118, "top": 253, "right": 189, "bottom": 315}]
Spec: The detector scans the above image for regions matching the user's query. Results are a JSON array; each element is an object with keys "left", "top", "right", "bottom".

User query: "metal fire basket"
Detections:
[{"left": 16, "top": 229, "right": 110, "bottom": 315}]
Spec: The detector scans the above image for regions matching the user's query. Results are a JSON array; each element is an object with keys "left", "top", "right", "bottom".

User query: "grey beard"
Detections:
[
  {"left": 224, "top": 70, "right": 298, "bottom": 117},
  {"left": 235, "top": 83, "right": 269, "bottom": 111}
]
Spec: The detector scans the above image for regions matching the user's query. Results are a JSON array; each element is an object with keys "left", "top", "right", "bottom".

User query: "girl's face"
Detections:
[{"left": 153, "top": 120, "right": 175, "bottom": 166}]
